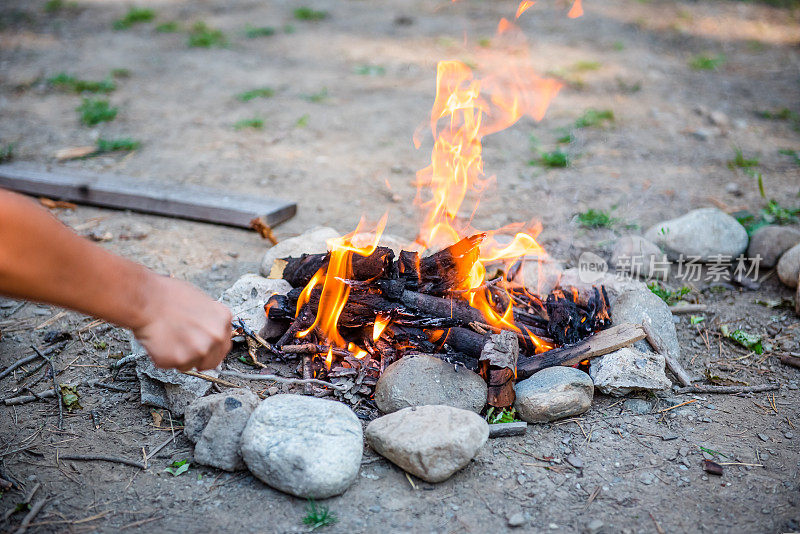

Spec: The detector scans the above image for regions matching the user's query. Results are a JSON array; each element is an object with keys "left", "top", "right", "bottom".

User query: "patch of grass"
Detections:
[
  {"left": 44, "top": 0, "right": 77, "bottom": 12},
  {"left": 576, "top": 208, "right": 618, "bottom": 229},
  {"left": 111, "top": 68, "right": 130, "bottom": 78},
  {"left": 648, "top": 282, "right": 690, "bottom": 305},
  {"left": 354, "top": 64, "right": 386, "bottom": 76},
  {"left": 530, "top": 149, "right": 570, "bottom": 168},
  {"left": 293, "top": 7, "right": 328, "bottom": 21},
  {"left": 727, "top": 148, "right": 759, "bottom": 169},
  {"left": 234, "top": 117, "right": 264, "bottom": 130},
  {"left": 303, "top": 88, "right": 329, "bottom": 103},
  {"left": 612, "top": 40, "right": 625, "bottom": 51},
  {"left": 95, "top": 137, "right": 140, "bottom": 153},
  {"left": 572, "top": 60, "right": 602, "bottom": 72},
  {"left": 235, "top": 87, "right": 275, "bottom": 102},
  {"left": 485, "top": 407, "right": 520, "bottom": 424},
  {"left": 720, "top": 325, "right": 763, "bottom": 355},
  {"left": 303, "top": 500, "right": 337, "bottom": 531},
  {"left": 478, "top": 37, "right": 491, "bottom": 48},
  {"left": 47, "top": 72, "right": 116, "bottom": 94},
  {"left": 688, "top": 53, "right": 726, "bottom": 71},
  {"left": 113, "top": 7, "right": 155, "bottom": 30},
  {"left": 155, "top": 21, "right": 180, "bottom": 33},
  {"left": 76, "top": 98, "right": 117, "bottom": 126},
  {"left": 245, "top": 25, "right": 275, "bottom": 38},
  {"left": 575, "top": 108, "right": 614, "bottom": 129},
  {"left": 757, "top": 107, "right": 800, "bottom": 131},
  {"left": 0, "top": 143, "right": 14, "bottom": 163},
  {"left": 295, "top": 114, "right": 310, "bottom": 127},
  {"left": 556, "top": 131, "right": 574, "bottom": 144},
  {"left": 779, "top": 148, "right": 800, "bottom": 165},
  {"left": 164, "top": 459, "right": 190, "bottom": 476},
  {"left": 188, "top": 22, "right": 227, "bottom": 48}
]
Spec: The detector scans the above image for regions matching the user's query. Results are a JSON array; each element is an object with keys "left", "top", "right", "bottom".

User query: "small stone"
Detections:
[
  {"left": 662, "top": 433, "right": 679, "bottom": 441},
  {"left": 586, "top": 518, "right": 604, "bottom": 534},
  {"left": 217, "top": 274, "right": 292, "bottom": 337},
  {"left": 709, "top": 111, "right": 729, "bottom": 127},
  {"left": 259, "top": 227, "right": 340, "bottom": 276},
  {"left": 785, "top": 432, "right": 794, "bottom": 439},
  {"left": 758, "top": 433, "right": 769, "bottom": 442},
  {"left": 725, "top": 182, "right": 741, "bottom": 196},
  {"left": 365, "top": 405, "right": 488, "bottom": 483},
  {"left": 590, "top": 347, "right": 671, "bottom": 397},
  {"left": 513, "top": 367, "right": 594, "bottom": 423},
  {"left": 748, "top": 226, "right": 800, "bottom": 268},
  {"left": 184, "top": 389, "right": 259, "bottom": 471},
  {"left": 240, "top": 395, "right": 363, "bottom": 498},
  {"left": 507, "top": 512, "right": 526, "bottom": 527},
  {"left": 374, "top": 354, "right": 487, "bottom": 414},
  {"left": 644, "top": 207, "right": 749, "bottom": 261},
  {"left": 611, "top": 236, "right": 669, "bottom": 280},
  {"left": 566, "top": 454, "right": 584, "bottom": 469},
  {"left": 777, "top": 243, "right": 800, "bottom": 288},
  {"left": 623, "top": 398, "right": 653, "bottom": 414},
  {"left": 691, "top": 129, "right": 712, "bottom": 141},
  {"left": 267, "top": 386, "right": 279, "bottom": 396}
]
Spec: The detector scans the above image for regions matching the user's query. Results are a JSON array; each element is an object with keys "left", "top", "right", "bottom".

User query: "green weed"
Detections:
[
  {"left": 303, "top": 500, "right": 337, "bottom": 531},
  {"left": 727, "top": 148, "right": 759, "bottom": 169},
  {"left": 303, "top": 88, "right": 329, "bottom": 103},
  {"left": 0, "top": 144, "right": 14, "bottom": 163},
  {"left": 234, "top": 117, "right": 264, "bottom": 130},
  {"left": 44, "top": 0, "right": 77, "bottom": 12},
  {"left": 245, "top": 25, "right": 275, "bottom": 38},
  {"left": 76, "top": 98, "right": 117, "bottom": 126},
  {"left": 164, "top": 459, "right": 190, "bottom": 476},
  {"left": 95, "top": 137, "right": 140, "bottom": 153},
  {"left": 295, "top": 114, "right": 310, "bottom": 127},
  {"left": 113, "top": 7, "right": 155, "bottom": 30},
  {"left": 47, "top": 72, "right": 116, "bottom": 94},
  {"left": 111, "top": 68, "right": 130, "bottom": 78},
  {"left": 648, "top": 282, "right": 690, "bottom": 305},
  {"left": 354, "top": 64, "right": 386, "bottom": 76},
  {"left": 572, "top": 60, "right": 602, "bottom": 72},
  {"left": 576, "top": 208, "right": 618, "bottom": 229},
  {"left": 530, "top": 149, "right": 569, "bottom": 168},
  {"left": 485, "top": 407, "right": 520, "bottom": 424},
  {"left": 188, "top": 22, "right": 227, "bottom": 48},
  {"left": 235, "top": 87, "right": 275, "bottom": 102},
  {"left": 688, "top": 53, "right": 726, "bottom": 71},
  {"left": 155, "top": 21, "right": 180, "bottom": 33},
  {"left": 779, "top": 148, "right": 800, "bottom": 165},
  {"left": 575, "top": 108, "right": 614, "bottom": 129},
  {"left": 294, "top": 7, "right": 328, "bottom": 21},
  {"left": 478, "top": 37, "right": 491, "bottom": 48}
]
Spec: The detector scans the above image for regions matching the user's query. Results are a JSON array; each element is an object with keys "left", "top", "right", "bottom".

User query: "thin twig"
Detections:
[
  {"left": 32, "top": 346, "right": 62, "bottom": 431},
  {"left": 218, "top": 370, "right": 347, "bottom": 391},
  {"left": 181, "top": 371, "right": 240, "bottom": 388},
  {"left": 110, "top": 354, "right": 138, "bottom": 369},
  {"left": 144, "top": 431, "right": 183, "bottom": 464},
  {"left": 675, "top": 383, "right": 779, "bottom": 395},
  {"left": 642, "top": 319, "right": 692, "bottom": 387},
  {"left": 668, "top": 304, "right": 708, "bottom": 314},
  {"left": 0, "top": 354, "right": 41, "bottom": 381},
  {"left": 58, "top": 454, "right": 145, "bottom": 470},
  {"left": 14, "top": 496, "right": 47, "bottom": 534},
  {"left": 656, "top": 399, "right": 697, "bottom": 413}
]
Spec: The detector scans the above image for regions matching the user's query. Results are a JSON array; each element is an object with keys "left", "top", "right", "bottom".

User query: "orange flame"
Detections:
[
  {"left": 515, "top": 1, "right": 535, "bottom": 19},
  {"left": 568, "top": 0, "right": 583, "bottom": 18},
  {"left": 372, "top": 314, "right": 390, "bottom": 341},
  {"left": 297, "top": 214, "right": 388, "bottom": 356}
]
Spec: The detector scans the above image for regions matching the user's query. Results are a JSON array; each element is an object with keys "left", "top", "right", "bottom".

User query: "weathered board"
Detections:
[{"left": 0, "top": 163, "right": 296, "bottom": 229}]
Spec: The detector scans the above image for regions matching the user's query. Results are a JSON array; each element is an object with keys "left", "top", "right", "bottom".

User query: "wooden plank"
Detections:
[
  {"left": 0, "top": 162, "right": 296, "bottom": 229},
  {"left": 516, "top": 322, "right": 646, "bottom": 379}
]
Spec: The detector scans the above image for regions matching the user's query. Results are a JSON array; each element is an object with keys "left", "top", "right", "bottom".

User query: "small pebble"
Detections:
[
  {"left": 785, "top": 432, "right": 794, "bottom": 439},
  {"left": 566, "top": 454, "right": 584, "bottom": 469},
  {"left": 758, "top": 433, "right": 769, "bottom": 442},
  {"left": 586, "top": 518, "right": 604, "bottom": 534},
  {"left": 507, "top": 513, "right": 526, "bottom": 528}
]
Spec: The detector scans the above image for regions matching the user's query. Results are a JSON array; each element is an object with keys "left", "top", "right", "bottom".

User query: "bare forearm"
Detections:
[{"left": 0, "top": 190, "right": 153, "bottom": 329}]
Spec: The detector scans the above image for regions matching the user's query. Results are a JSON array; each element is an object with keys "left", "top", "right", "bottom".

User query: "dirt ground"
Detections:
[{"left": 1, "top": 0, "right": 800, "bottom": 532}]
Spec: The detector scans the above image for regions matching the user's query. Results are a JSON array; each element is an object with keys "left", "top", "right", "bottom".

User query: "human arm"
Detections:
[{"left": 0, "top": 189, "right": 231, "bottom": 370}]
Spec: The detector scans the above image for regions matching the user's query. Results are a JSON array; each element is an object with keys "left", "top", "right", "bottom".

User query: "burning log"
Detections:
[
  {"left": 281, "top": 246, "right": 395, "bottom": 287},
  {"left": 405, "top": 234, "right": 484, "bottom": 295},
  {"left": 479, "top": 331, "right": 519, "bottom": 408},
  {"left": 516, "top": 322, "right": 647, "bottom": 379}
]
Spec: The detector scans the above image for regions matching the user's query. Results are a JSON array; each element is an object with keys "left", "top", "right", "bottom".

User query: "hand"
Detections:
[{"left": 132, "top": 274, "right": 232, "bottom": 371}]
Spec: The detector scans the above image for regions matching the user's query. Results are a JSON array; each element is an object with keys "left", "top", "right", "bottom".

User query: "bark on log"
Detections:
[
  {"left": 780, "top": 354, "right": 800, "bottom": 369},
  {"left": 282, "top": 247, "right": 395, "bottom": 287},
  {"left": 516, "top": 322, "right": 646, "bottom": 379},
  {"left": 479, "top": 331, "right": 519, "bottom": 408}
]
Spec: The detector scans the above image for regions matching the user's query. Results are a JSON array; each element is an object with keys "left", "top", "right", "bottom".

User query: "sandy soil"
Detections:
[{"left": 1, "top": 0, "right": 799, "bottom": 532}]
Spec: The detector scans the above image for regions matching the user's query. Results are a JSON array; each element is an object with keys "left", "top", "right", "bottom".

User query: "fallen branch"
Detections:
[
  {"left": 144, "top": 430, "right": 183, "bottom": 466},
  {"left": 642, "top": 319, "right": 692, "bottom": 387},
  {"left": 669, "top": 304, "right": 708, "bottom": 314},
  {"left": 0, "top": 354, "right": 41, "bottom": 381},
  {"left": 517, "top": 323, "right": 646, "bottom": 379},
  {"left": 675, "top": 383, "right": 779, "bottom": 395},
  {"left": 217, "top": 370, "right": 347, "bottom": 391},
  {"left": 780, "top": 354, "right": 800, "bottom": 370},
  {"left": 4, "top": 390, "right": 55, "bottom": 405},
  {"left": 14, "top": 496, "right": 47, "bottom": 534},
  {"left": 58, "top": 454, "right": 145, "bottom": 470},
  {"left": 31, "top": 346, "right": 62, "bottom": 431},
  {"left": 488, "top": 422, "right": 527, "bottom": 438},
  {"left": 0, "top": 476, "right": 12, "bottom": 491}
]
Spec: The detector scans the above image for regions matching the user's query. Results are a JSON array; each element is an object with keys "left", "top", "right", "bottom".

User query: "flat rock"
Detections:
[
  {"left": 374, "top": 354, "right": 487, "bottom": 414},
  {"left": 513, "top": 367, "right": 593, "bottom": 423},
  {"left": 611, "top": 288, "right": 681, "bottom": 363},
  {"left": 365, "top": 405, "right": 488, "bottom": 483},
  {"left": 184, "top": 389, "right": 259, "bottom": 471},
  {"left": 611, "top": 235, "right": 668, "bottom": 280},
  {"left": 590, "top": 347, "right": 671, "bottom": 396},
  {"left": 644, "top": 207, "right": 749, "bottom": 261},
  {"left": 240, "top": 394, "right": 363, "bottom": 498},
  {"left": 259, "top": 227, "right": 339, "bottom": 277},
  {"left": 777, "top": 243, "right": 800, "bottom": 288},
  {"left": 218, "top": 274, "right": 292, "bottom": 337},
  {"left": 623, "top": 398, "right": 653, "bottom": 414},
  {"left": 747, "top": 226, "right": 800, "bottom": 268}
]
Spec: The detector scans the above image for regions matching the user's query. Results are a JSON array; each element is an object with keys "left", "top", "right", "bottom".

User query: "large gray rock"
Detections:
[
  {"left": 611, "top": 236, "right": 668, "bottom": 280},
  {"left": 259, "top": 227, "right": 339, "bottom": 277},
  {"left": 240, "top": 395, "right": 363, "bottom": 498},
  {"left": 612, "top": 288, "right": 680, "bottom": 363},
  {"left": 748, "top": 226, "right": 800, "bottom": 268},
  {"left": 365, "top": 405, "right": 488, "bottom": 483},
  {"left": 590, "top": 347, "right": 671, "bottom": 396},
  {"left": 184, "top": 389, "right": 259, "bottom": 471},
  {"left": 513, "top": 367, "right": 593, "bottom": 423},
  {"left": 777, "top": 243, "right": 800, "bottom": 288},
  {"left": 374, "top": 354, "right": 487, "bottom": 414},
  {"left": 218, "top": 274, "right": 292, "bottom": 337},
  {"left": 644, "top": 208, "right": 749, "bottom": 262}
]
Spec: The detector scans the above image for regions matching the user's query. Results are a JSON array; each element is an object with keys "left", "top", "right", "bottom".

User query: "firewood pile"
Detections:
[{"left": 249, "top": 233, "right": 613, "bottom": 409}]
